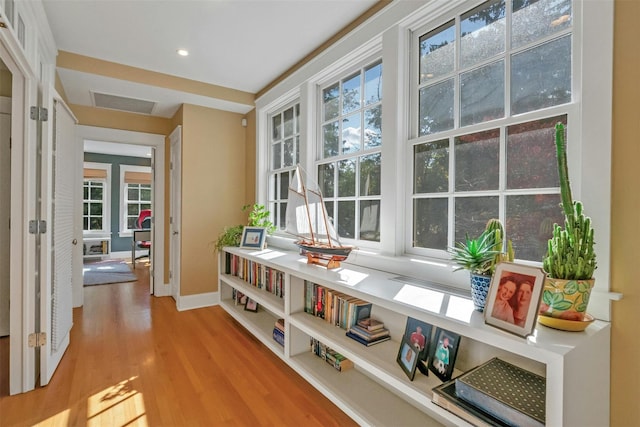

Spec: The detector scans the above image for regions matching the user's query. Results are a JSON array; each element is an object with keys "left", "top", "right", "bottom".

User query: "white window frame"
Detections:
[
  {"left": 119, "top": 164, "right": 152, "bottom": 237},
  {"left": 82, "top": 161, "right": 111, "bottom": 237},
  {"left": 255, "top": 0, "right": 614, "bottom": 319}
]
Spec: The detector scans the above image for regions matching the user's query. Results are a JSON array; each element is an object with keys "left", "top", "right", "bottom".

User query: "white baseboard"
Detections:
[{"left": 176, "top": 292, "right": 219, "bottom": 311}]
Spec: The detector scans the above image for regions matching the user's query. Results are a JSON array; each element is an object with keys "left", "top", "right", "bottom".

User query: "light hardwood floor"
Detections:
[{"left": 0, "top": 259, "right": 357, "bottom": 426}]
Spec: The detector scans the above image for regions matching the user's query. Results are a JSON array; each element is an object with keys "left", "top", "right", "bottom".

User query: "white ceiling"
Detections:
[{"left": 42, "top": 0, "right": 380, "bottom": 118}]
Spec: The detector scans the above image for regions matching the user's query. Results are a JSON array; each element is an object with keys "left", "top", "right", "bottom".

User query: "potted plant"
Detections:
[
  {"left": 213, "top": 204, "right": 276, "bottom": 252},
  {"left": 539, "top": 123, "right": 597, "bottom": 325},
  {"left": 449, "top": 219, "right": 514, "bottom": 311}
]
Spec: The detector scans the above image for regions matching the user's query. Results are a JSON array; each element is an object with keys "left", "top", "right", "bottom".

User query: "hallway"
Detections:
[{"left": 0, "top": 262, "right": 356, "bottom": 426}]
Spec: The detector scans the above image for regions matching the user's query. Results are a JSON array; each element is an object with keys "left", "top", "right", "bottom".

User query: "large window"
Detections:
[
  {"left": 83, "top": 162, "right": 110, "bottom": 233},
  {"left": 268, "top": 103, "right": 300, "bottom": 231},
  {"left": 317, "top": 59, "right": 382, "bottom": 242},
  {"left": 411, "top": 0, "right": 572, "bottom": 262},
  {"left": 120, "top": 165, "right": 152, "bottom": 232}
]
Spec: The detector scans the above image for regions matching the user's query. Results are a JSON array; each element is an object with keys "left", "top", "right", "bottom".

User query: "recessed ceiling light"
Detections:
[{"left": 177, "top": 49, "right": 189, "bottom": 57}]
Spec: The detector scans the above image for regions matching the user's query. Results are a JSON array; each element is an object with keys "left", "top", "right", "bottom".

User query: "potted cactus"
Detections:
[
  {"left": 449, "top": 219, "right": 514, "bottom": 311},
  {"left": 539, "top": 123, "right": 597, "bottom": 325}
]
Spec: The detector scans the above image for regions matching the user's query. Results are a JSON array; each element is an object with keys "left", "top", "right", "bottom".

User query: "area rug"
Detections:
[{"left": 83, "top": 259, "right": 137, "bottom": 286}]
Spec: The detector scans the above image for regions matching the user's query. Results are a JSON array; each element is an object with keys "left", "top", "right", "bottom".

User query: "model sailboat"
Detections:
[{"left": 285, "top": 165, "right": 353, "bottom": 269}]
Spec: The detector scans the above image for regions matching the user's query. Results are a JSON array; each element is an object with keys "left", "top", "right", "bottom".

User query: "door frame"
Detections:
[
  {"left": 1, "top": 30, "right": 36, "bottom": 395},
  {"left": 169, "top": 126, "right": 181, "bottom": 302},
  {"left": 74, "top": 126, "right": 167, "bottom": 305}
]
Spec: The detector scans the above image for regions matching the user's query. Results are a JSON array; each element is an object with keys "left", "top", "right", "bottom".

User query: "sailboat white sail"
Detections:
[{"left": 285, "top": 165, "right": 352, "bottom": 268}]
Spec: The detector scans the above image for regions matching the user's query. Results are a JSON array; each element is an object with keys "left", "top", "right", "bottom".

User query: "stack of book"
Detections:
[
  {"left": 304, "top": 280, "right": 372, "bottom": 330},
  {"left": 432, "top": 357, "right": 545, "bottom": 427},
  {"left": 272, "top": 318, "right": 285, "bottom": 346},
  {"left": 310, "top": 338, "right": 353, "bottom": 372},
  {"left": 346, "top": 317, "right": 391, "bottom": 346}
]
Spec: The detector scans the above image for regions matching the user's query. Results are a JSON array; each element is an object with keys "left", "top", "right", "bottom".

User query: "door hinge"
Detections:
[
  {"left": 28, "top": 219, "right": 47, "bottom": 234},
  {"left": 28, "top": 332, "right": 47, "bottom": 348},
  {"left": 169, "top": 271, "right": 173, "bottom": 279},
  {"left": 30, "top": 106, "right": 49, "bottom": 122}
]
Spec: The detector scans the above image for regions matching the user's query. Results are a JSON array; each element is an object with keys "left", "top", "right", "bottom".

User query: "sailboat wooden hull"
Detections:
[{"left": 295, "top": 240, "right": 352, "bottom": 269}]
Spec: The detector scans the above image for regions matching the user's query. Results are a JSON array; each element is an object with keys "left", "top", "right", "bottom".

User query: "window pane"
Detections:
[
  {"left": 414, "top": 139, "right": 449, "bottom": 194},
  {"left": 343, "top": 72, "right": 361, "bottom": 115},
  {"left": 419, "top": 78, "right": 454, "bottom": 136},
  {"left": 419, "top": 21, "right": 455, "bottom": 83},
  {"left": 323, "top": 83, "right": 340, "bottom": 121},
  {"left": 318, "top": 163, "right": 335, "bottom": 197},
  {"left": 325, "top": 201, "right": 335, "bottom": 228},
  {"left": 322, "top": 121, "right": 339, "bottom": 158},
  {"left": 141, "top": 188, "right": 151, "bottom": 201},
  {"left": 364, "top": 61, "right": 382, "bottom": 105},
  {"left": 128, "top": 217, "right": 137, "bottom": 229},
  {"left": 83, "top": 217, "right": 88, "bottom": 230},
  {"left": 279, "top": 202, "right": 287, "bottom": 230},
  {"left": 454, "top": 196, "right": 499, "bottom": 244},
  {"left": 460, "top": 60, "right": 504, "bottom": 127},
  {"left": 141, "top": 203, "right": 151, "bottom": 211},
  {"left": 295, "top": 135, "right": 300, "bottom": 166},
  {"left": 279, "top": 171, "right": 289, "bottom": 201},
  {"left": 91, "top": 218, "right": 102, "bottom": 230},
  {"left": 359, "top": 200, "right": 380, "bottom": 241},
  {"left": 89, "top": 203, "right": 102, "bottom": 215},
  {"left": 460, "top": 0, "right": 506, "bottom": 69},
  {"left": 91, "top": 186, "right": 103, "bottom": 200},
  {"left": 128, "top": 204, "right": 139, "bottom": 215},
  {"left": 283, "top": 107, "right": 294, "bottom": 138},
  {"left": 413, "top": 198, "right": 448, "bottom": 249},
  {"left": 511, "top": 35, "right": 571, "bottom": 115},
  {"left": 83, "top": 203, "right": 88, "bottom": 215},
  {"left": 272, "top": 114, "right": 282, "bottom": 141},
  {"left": 360, "top": 153, "right": 381, "bottom": 196},
  {"left": 338, "top": 159, "right": 356, "bottom": 197},
  {"left": 294, "top": 104, "right": 300, "bottom": 134},
  {"left": 507, "top": 194, "right": 564, "bottom": 261},
  {"left": 272, "top": 142, "right": 281, "bottom": 169},
  {"left": 342, "top": 113, "right": 361, "bottom": 154},
  {"left": 83, "top": 186, "right": 88, "bottom": 199},
  {"left": 270, "top": 174, "right": 277, "bottom": 200},
  {"left": 128, "top": 187, "right": 138, "bottom": 200},
  {"left": 283, "top": 138, "right": 294, "bottom": 167},
  {"left": 455, "top": 129, "right": 500, "bottom": 191},
  {"left": 337, "top": 200, "right": 355, "bottom": 239},
  {"left": 364, "top": 106, "right": 382, "bottom": 149},
  {"left": 507, "top": 115, "right": 565, "bottom": 189},
  {"left": 512, "top": 0, "right": 571, "bottom": 49}
]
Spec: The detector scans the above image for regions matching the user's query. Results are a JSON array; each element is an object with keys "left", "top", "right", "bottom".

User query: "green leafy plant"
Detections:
[
  {"left": 213, "top": 204, "right": 276, "bottom": 252},
  {"left": 542, "top": 123, "right": 597, "bottom": 280},
  {"left": 449, "top": 219, "right": 514, "bottom": 276}
]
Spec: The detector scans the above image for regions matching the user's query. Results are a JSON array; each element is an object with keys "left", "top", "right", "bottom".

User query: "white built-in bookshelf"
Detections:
[{"left": 218, "top": 246, "right": 610, "bottom": 427}]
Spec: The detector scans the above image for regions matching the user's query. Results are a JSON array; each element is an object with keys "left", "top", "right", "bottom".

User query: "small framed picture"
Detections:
[
  {"left": 396, "top": 338, "right": 419, "bottom": 381},
  {"left": 401, "top": 317, "right": 433, "bottom": 376},
  {"left": 428, "top": 327, "right": 461, "bottom": 382},
  {"left": 240, "top": 226, "right": 267, "bottom": 250},
  {"left": 484, "top": 262, "right": 546, "bottom": 337},
  {"left": 235, "top": 291, "right": 247, "bottom": 306},
  {"left": 244, "top": 297, "right": 259, "bottom": 312}
]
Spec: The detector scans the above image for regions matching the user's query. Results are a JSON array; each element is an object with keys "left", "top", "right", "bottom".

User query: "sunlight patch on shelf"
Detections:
[
  {"left": 409, "top": 257, "right": 449, "bottom": 268},
  {"left": 393, "top": 284, "right": 444, "bottom": 313},
  {"left": 336, "top": 269, "right": 368, "bottom": 287},
  {"left": 87, "top": 376, "right": 147, "bottom": 426},
  {"left": 445, "top": 295, "right": 475, "bottom": 322},
  {"left": 255, "top": 249, "right": 286, "bottom": 260}
]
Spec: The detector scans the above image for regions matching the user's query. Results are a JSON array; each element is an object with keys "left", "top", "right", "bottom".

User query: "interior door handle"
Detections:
[{"left": 72, "top": 239, "right": 78, "bottom": 245}]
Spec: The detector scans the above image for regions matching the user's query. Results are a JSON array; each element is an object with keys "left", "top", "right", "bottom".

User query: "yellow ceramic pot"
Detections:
[{"left": 538, "top": 277, "right": 595, "bottom": 322}]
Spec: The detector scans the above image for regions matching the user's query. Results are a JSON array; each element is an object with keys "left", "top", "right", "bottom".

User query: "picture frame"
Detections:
[
  {"left": 244, "top": 297, "right": 259, "bottom": 312},
  {"left": 483, "top": 262, "right": 546, "bottom": 338},
  {"left": 235, "top": 290, "right": 247, "bottom": 306},
  {"left": 239, "top": 226, "right": 267, "bottom": 250},
  {"left": 396, "top": 338, "right": 419, "bottom": 381},
  {"left": 428, "top": 327, "right": 461, "bottom": 382},
  {"left": 401, "top": 317, "right": 433, "bottom": 376}
]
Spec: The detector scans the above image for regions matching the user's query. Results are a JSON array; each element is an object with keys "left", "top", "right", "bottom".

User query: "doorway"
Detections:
[{"left": 0, "top": 66, "right": 11, "bottom": 397}]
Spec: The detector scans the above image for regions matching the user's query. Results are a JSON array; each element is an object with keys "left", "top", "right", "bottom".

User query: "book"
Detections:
[
  {"left": 345, "top": 330, "right": 391, "bottom": 346},
  {"left": 274, "top": 318, "right": 284, "bottom": 333},
  {"left": 348, "top": 324, "right": 390, "bottom": 340},
  {"left": 455, "top": 358, "right": 545, "bottom": 427},
  {"left": 357, "top": 317, "right": 385, "bottom": 331},
  {"left": 432, "top": 377, "right": 510, "bottom": 427},
  {"left": 272, "top": 327, "right": 284, "bottom": 346}
]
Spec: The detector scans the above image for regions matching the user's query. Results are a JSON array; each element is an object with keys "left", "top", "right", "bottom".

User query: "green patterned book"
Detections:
[{"left": 455, "top": 358, "right": 545, "bottom": 427}]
